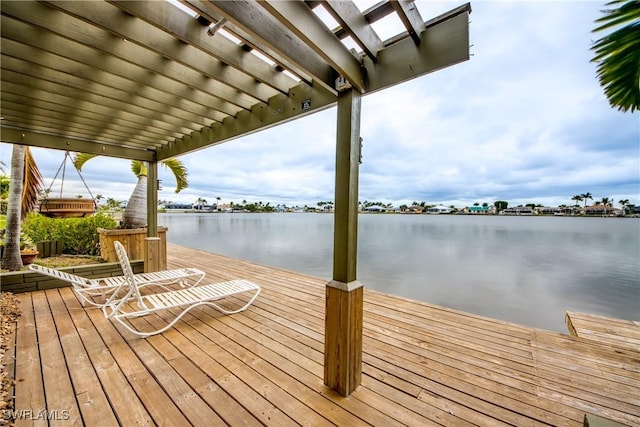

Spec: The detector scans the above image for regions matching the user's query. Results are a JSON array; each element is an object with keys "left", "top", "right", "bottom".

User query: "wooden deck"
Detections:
[
  {"left": 4, "top": 244, "right": 639, "bottom": 426},
  {"left": 566, "top": 311, "right": 640, "bottom": 354}
]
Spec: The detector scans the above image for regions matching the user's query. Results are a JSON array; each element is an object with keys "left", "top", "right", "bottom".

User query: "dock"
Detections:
[
  {"left": 3, "top": 244, "right": 639, "bottom": 426},
  {"left": 566, "top": 310, "right": 640, "bottom": 353}
]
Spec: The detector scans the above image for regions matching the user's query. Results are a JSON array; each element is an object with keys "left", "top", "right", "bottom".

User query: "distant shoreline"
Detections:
[{"left": 159, "top": 209, "right": 639, "bottom": 218}]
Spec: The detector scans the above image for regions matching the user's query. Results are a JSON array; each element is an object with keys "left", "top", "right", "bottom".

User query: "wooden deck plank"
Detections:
[
  {"left": 134, "top": 312, "right": 300, "bottom": 427},
  {"left": 44, "top": 289, "right": 118, "bottom": 426},
  {"left": 210, "top": 310, "right": 427, "bottom": 426},
  {"left": 566, "top": 311, "right": 640, "bottom": 352},
  {"left": 6, "top": 244, "right": 639, "bottom": 427},
  {"left": 80, "top": 298, "right": 192, "bottom": 425},
  {"left": 12, "top": 293, "right": 46, "bottom": 427},
  {"left": 58, "top": 287, "right": 154, "bottom": 426},
  {"left": 30, "top": 291, "right": 81, "bottom": 426}
]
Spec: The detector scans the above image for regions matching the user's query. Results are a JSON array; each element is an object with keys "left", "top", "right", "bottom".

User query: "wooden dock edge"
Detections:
[
  {"left": 566, "top": 310, "right": 640, "bottom": 352},
  {"left": 565, "top": 311, "right": 579, "bottom": 337}
]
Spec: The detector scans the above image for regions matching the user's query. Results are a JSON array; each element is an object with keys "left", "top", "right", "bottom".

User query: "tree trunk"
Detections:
[
  {"left": 1, "top": 145, "right": 25, "bottom": 271},
  {"left": 123, "top": 175, "right": 147, "bottom": 228}
]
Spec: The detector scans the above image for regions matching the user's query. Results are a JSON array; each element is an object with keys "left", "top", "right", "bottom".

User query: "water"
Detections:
[{"left": 160, "top": 213, "right": 640, "bottom": 333}]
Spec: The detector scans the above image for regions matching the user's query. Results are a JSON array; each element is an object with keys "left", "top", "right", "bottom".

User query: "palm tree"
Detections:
[
  {"left": 580, "top": 192, "right": 593, "bottom": 208},
  {"left": 1, "top": 146, "right": 44, "bottom": 271},
  {"left": 619, "top": 198, "right": 630, "bottom": 215},
  {"left": 571, "top": 194, "right": 583, "bottom": 206},
  {"left": 591, "top": 0, "right": 640, "bottom": 112},
  {"left": 73, "top": 154, "right": 188, "bottom": 228}
]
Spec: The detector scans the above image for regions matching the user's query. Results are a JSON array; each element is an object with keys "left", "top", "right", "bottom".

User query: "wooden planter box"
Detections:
[
  {"left": 36, "top": 239, "right": 64, "bottom": 258},
  {"left": 98, "top": 227, "right": 167, "bottom": 267}
]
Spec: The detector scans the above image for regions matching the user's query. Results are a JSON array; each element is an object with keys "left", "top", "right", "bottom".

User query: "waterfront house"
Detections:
[
  {"left": 364, "top": 205, "right": 386, "bottom": 213},
  {"left": 427, "top": 204, "right": 452, "bottom": 214},
  {"left": 404, "top": 205, "right": 424, "bottom": 214},
  {"left": 467, "top": 205, "right": 490, "bottom": 214},
  {"left": 500, "top": 206, "right": 534, "bottom": 215},
  {"left": 538, "top": 206, "right": 560, "bottom": 215},
  {"left": 583, "top": 205, "right": 622, "bottom": 216}
]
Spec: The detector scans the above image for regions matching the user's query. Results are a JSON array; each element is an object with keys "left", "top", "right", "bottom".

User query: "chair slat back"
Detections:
[
  {"left": 29, "top": 264, "right": 92, "bottom": 288},
  {"left": 113, "top": 241, "right": 145, "bottom": 306}
]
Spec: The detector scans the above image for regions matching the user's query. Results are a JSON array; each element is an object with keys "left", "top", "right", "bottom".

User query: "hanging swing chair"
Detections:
[{"left": 39, "top": 151, "right": 98, "bottom": 218}]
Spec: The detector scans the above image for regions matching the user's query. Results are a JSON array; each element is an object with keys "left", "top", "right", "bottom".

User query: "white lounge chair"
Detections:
[
  {"left": 103, "top": 241, "right": 260, "bottom": 337},
  {"left": 29, "top": 263, "right": 205, "bottom": 308}
]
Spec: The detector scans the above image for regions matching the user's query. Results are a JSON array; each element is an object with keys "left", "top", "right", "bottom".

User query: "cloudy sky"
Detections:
[{"left": 1, "top": 1, "right": 638, "bottom": 209}]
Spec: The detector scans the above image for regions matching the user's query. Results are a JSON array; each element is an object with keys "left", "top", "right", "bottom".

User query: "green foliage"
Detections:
[
  {"left": 22, "top": 213, "right": 117, "bottom": 256},
  {"left": 0, "top": 174, "right": 9, "bottom": 215},
  {"left": 494, "top": 201, "right": 508, "bottom": 211},
  {"left": 591, "top": 0, "right": 640, "bottom": 112}
]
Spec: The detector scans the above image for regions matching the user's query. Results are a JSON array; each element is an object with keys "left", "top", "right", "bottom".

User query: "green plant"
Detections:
[
  {"left": 19, "top": 231, "right": 36, "bottom": 252},
  {"left": 22, "top": 212, "right": 118, "bottom": 256}
]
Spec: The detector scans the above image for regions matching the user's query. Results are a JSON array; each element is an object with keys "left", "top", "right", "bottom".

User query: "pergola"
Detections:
[{"left": 0, "top": 0, "right": 471, "bottom": 396}]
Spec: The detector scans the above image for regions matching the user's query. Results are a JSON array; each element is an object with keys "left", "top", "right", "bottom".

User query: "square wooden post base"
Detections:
[
  {"left": 144, "top": 237, "right": 166, "bottom": 273},
  {"left": 324, "top": 280, "right": 363, "bottom": 396}
]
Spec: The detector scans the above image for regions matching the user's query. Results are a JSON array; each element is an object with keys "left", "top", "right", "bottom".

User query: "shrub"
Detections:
[{"left": 22, "top": 213, "right": 117, "bottom": 256}]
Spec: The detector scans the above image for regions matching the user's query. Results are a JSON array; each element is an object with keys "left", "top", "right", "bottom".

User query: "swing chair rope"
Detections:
[{"left": 43, "top": 151, "right": 96, "bottom": 204}]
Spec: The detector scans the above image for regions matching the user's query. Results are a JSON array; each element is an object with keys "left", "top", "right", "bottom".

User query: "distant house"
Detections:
[
  {"left": 468, "top": 205, "right": 490, "bottom": 214},
  {"left": 161, "top": 203, "right": 193, "bottom": 211},
  {"left": 500, "top": 206, "right": 533, "bottom": 215},
  {"left": 426, "top": 204, "right": 452, "bottom": 214},
  {"left": 364, "top": 205, "right": 386, "bottom": 213},
  {"left": 538, "top": 206, "right": 560, "bottom": 215},
  {"left": 583, "top": 205, "right": 622, "bottom": 216},
  {"left": 404, "top": 205, "right": 424, "bottom": 214}
]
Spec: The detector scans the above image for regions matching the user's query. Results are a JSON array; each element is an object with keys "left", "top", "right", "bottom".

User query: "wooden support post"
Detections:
[
  {"left": 144, "top": 237, "right": 165, "bottom": 272},
  {"left": 145, "top": 161, "right": 160, "bottom": 273},
  {"left": 324, "top": 88, "right": 363, "bottom": 396}
]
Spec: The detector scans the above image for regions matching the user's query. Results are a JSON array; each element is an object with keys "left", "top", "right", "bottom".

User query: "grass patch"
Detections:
[{"left": 1, "top": 254, "right": 106, "bottom": 272}]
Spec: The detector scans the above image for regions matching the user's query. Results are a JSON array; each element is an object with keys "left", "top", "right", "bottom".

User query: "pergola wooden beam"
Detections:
[
  {"left": 157, "top": 81, "right": 336, "bottom": 160},
  {"left": 320, "top": 1, "right": 384, "bottom": 63},
  {"left": 109, "top": 0, "right": 297, "bottom": 96},
  {"left": 390, "top": 0, "right": 426, "bottom": 45},
  {"left": 186, "top": 0, "right": 337, "bottom": 94},
  {"left": 258, "top": 0, "right": 367, "bottom": 92},
  {"left": 0, "top": 127, "right": 155, "bottom": 162},
  {"left": 363, "top": 7, "right": 470, "bottom": 94}
]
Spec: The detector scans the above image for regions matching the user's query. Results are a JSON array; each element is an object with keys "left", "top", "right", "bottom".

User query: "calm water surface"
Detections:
[{"left": 160, "top": 213, "right": 640, "bottom": 333}]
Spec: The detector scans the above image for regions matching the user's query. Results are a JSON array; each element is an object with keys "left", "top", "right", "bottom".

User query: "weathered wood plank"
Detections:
[
  {"left": 31, "top": 291, "right": 82, "bottom": 425},
  {"left": 13, "top": 293, "right": 46, "bottom": 427},
  {"left": 58, "top": 287, "right": 154, "bottom": 426},
  {"left": 44, "top": 289, "right": 118, "bottom": 426},
  {"left": 80, "top": 298, "right": 191, "bottom": 425},
  {"left": 566, "top": 311, "right": 640, "bottom": 352}
]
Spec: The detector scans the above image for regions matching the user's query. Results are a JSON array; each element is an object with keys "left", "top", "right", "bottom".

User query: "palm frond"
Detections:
[
  {"left": 591, "top": 0, "right": 640, "bottom": 112},
  {"left": 22, "top": 147, "right": 43, "bottom": 218},
  {"left": 131, "top": 160, "right": 145, "bottom": 177},
  {"left": 161, "top": 158, "right": 189, "bottom": 193},
  {"left": 72, "top": 152, "right": 99, "bottom": 171}
]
